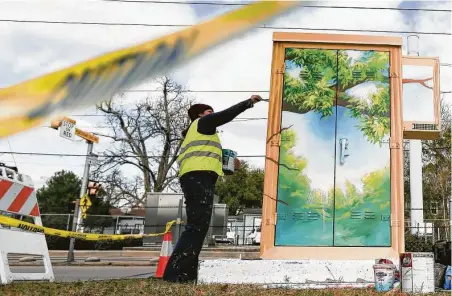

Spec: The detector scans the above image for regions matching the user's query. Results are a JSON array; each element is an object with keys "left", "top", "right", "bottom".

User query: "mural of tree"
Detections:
[
  {"left": 276, "top": 127, "right": 391, "bottom": 246},
  {"left": 277, "top": 129, "right": 312, "bottom": 208},
  {"left": 333, "top": 167, "right": 390, "bottom": 246},
  {"left": 275, "top": 48, "right": 392, "bottom": 246},
  {"left": 283, "top": 49, "right": 390, "bottom": 144}
]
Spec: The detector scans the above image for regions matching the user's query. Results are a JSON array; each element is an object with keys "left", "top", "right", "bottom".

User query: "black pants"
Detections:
[{"left": 162, "top": 171, "right": 218, "bottom": 283}]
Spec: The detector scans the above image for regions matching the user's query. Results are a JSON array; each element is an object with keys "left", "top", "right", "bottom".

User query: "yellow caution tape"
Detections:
[
  {"left": 0, "top": 215, "right": 181, "bottom": 241},
  {"left": 0, "top": 1, "right": 301, "bottom": 138}
]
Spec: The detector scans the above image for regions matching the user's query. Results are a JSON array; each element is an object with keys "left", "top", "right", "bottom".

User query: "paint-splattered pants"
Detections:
[{"left": 162, "top": 171, "right": 218, "bottom": 283}]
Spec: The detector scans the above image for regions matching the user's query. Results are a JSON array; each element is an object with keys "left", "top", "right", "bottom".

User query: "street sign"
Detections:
[
  {"left": 59, "top": 118, "right": 76, "bottom": 141},
  {"left": 79, "top": 194, "right": 92, "bottom": 219},
  {"left": 75, "top": 129, "right": 99, "bottom": 143},
  {"left": 80, "top": 194, "right": 92, "bottom": 207}
]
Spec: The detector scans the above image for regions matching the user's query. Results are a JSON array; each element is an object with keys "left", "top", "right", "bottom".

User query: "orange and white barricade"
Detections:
[{"left": 0, "top": 166, "right": 54, "bottom": 284}]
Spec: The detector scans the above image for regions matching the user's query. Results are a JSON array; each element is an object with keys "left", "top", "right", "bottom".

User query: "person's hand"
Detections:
[{"left": 250, "top": 95, "right": 262, "bottom": 104}]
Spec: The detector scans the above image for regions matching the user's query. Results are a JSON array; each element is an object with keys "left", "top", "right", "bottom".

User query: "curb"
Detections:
[
  {"left": 9, "top": 256, "right": 262, "bottom": 267},
  {"left": 10, "top": 261, "right": 159, "bottom": 267},
  {"left": 46, "top": 252, "right": 260, "bottom": 259}
]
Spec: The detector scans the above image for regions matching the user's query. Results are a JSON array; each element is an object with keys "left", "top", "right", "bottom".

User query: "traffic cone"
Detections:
[{"left": 155, "top": 231, "right": 173, "bottom": 278}]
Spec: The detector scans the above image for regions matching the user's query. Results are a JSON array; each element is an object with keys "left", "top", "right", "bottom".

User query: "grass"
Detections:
[{"left": 0, "top": 279, "right": 449, "bottom": 296}]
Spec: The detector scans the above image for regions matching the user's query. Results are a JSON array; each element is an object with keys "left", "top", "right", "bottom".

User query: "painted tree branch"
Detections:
[
  {"left": 265, "top": 156, "right": 300, "bottom": 171},
  {"left": 282, "top": 92, "right": 390, "bottom": 117},
  {"left": 402, "top": 77, "right": 433, "bottom": 90},
  {"left": 266, "top": 125, "right": 294, "bottom": 144},
  {"left": 264, "top": 194, "right": 289, "bottom": 206}
]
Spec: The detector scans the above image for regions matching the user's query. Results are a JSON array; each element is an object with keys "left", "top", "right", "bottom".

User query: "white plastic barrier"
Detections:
[{"left": 0, "top": 166, "right": 54, "bottom": 284}]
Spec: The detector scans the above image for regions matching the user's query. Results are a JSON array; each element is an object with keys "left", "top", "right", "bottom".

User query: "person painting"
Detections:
[{"left": 162, "top": 95, "right": 263, "bottom": 283}]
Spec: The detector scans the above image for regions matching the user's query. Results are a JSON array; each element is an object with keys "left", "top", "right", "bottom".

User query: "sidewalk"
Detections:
[{"left": 9, "top": 247, "right": 260, "bottom": 266}]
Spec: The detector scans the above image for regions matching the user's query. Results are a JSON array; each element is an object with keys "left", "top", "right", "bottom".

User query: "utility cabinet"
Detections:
[
  {"left": 261, "top": 32, "right": 441, "bottom": 261},
  {"left": 261, "top": 33, "right": 405, "bottom": 260}
]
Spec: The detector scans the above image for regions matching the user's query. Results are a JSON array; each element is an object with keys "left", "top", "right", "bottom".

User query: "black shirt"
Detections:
[
  {"left": 197, "top": 99, "right": 255, "bottom": 135},
  {"left": 180, "top": 98, "right": 254, "bottom": 179}
]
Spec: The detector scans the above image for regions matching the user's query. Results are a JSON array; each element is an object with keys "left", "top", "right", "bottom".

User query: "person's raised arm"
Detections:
[{"left": 198, "top": 95, "right": 262, "bottom": 134}]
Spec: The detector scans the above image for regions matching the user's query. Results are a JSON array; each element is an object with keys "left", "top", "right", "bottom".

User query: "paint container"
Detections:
[
  {"left": 222, "top": 149, "right": 237, "bottom": 175},
  {"left": 400, "top": 252, "right": 435, "bottom": 294},
  {"left": 375, "top": 259, "right": 400, "bottom": 282},
  {"left": 373, "top": 264, "right": 396, "bottom": 292},
  {"left": 443, "top": 265, "right": 451, "bottom": 290}
]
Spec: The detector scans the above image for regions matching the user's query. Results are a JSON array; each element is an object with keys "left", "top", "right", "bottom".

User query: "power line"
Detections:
[
  {"left": 100, "top": 0, "right": 452, "bottom": 13},
  {"left": 0, "top": 160, "right": 85, "bottom": 167},
  {"left": 69, "top": 113, "right": 267, "bottom": 120},
  {"left": 0, "top": 148, "right": 449, "bottom": 159},
  {"left": 0, "top": 19, "right": 449, "bottom": 35},
  {"left": 0, "top": 151, "right": 266, "bottom": 158},
  {"left": 121, "top": 89, "right": 270, "bottom": 93},
  {"left": 117, "top": 89, "right": 452, "bottom": 94},
  {"left": 39, "top": 118, "right": 268, "bottom": 129}
]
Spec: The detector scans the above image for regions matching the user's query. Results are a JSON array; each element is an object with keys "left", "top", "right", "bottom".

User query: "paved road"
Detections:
[
  {"left": 11, "top": 266, "right": 157, "bottom": 282},
  {"left": 50, "top": 256, "right": 156, "bottom": 263},
  {"left": 9, "top": 255, "right": 156, "bottom": 263}
]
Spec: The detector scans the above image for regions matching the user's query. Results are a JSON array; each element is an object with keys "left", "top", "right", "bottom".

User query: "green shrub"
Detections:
[
  {"left": 45, "top": 236, "right": 143, "bottom": 250},
  {"left": 405, "top": 233, "right": 433, "bottom": 252}
]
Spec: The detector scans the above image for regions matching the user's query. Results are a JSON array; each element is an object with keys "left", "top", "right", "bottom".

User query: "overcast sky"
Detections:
[{"left": 0, "top": 0, "right": 450, "bottom": 190}]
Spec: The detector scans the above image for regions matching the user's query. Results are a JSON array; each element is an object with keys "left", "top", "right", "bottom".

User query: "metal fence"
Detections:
[
  {"left": 39, "top": 213, "right": 146, "bottom": 235},
  {"left": 36, "top": 213, "right": 450, "bottom": 247},
  {"left": 405, "top": 219, "right": 451, "bottom": 244}
]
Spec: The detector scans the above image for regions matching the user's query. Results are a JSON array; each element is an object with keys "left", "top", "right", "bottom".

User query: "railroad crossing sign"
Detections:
[{"left": 79, "top": 194, "right": 92, "bottom": 219}]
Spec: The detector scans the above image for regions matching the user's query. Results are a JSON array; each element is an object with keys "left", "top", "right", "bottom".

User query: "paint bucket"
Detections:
[
  {"left": 400, "top": 252, "right": 435, "bottom": 293},
  {"left": 443, "top": 265, "right": 451, "bottom": 290},
  {"left": 373, "top": 264, "right": 395, "bottom": 292},
  {"left": 222, "top": 149, "right": 237, "bottom": 175}
]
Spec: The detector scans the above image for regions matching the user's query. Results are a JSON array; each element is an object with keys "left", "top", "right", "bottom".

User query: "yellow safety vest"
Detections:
[{"left": 177, "top": 118, "right": 224, "bottom": 177}]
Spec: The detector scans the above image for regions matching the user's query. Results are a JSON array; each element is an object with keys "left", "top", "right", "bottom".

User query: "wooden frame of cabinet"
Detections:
[
  {"left": 261, "top": 32, "right": 405, "bottom": 260},
  {"left": 401, "top": 56, "right": 441, "bottom": 140}
]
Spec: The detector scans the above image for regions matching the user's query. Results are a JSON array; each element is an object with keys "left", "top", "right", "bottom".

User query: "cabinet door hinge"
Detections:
[
  {"left": 276, "top": 64, "right": 285, "bottom": 75},
  {"left": 270, "top": 139, "right": 280, "bottom": 147},
  {"left": 391, "top": 219, "right": 401, "bottom": 227},
  {"left": 389, "top": 137, "right": 401, "bottom": 149},
  {"left": 389, "top": 72, "right": 400, "bottom": 79},
  {"left": 266, "top": 213, "right": 277, "bottom": 226}
]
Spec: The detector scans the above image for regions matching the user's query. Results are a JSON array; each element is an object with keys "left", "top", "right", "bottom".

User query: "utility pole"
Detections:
[
  {"left": 449, "top": 195, "right": 452, "bottom": 241},
  {"left": 66, "top": 141, "right": 93, "bottom": 262},
  {"left": 49, "top": 116, "right": 99, "bottom": 263},
  {"left": 406, "top": 35, "right": 426, "bottom": 236}
]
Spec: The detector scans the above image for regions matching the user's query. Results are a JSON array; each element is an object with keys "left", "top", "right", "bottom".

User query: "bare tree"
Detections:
[
  {"left": 92, "top": 76, "right": 193, "bottom": 207},
  {"left": 93, "top": 168, "right": 144, "bottom": 208}
]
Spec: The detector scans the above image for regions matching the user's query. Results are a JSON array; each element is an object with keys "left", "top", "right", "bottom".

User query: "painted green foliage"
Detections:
[
  {"left": 276, "top": 48, "right": 391, "bottom": 246},
  {"left": 283, "top": 48, "right": 390, "bottom": 144},
  {"left": 278, "top": 129, "right": 390, "bottom": 245}
]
